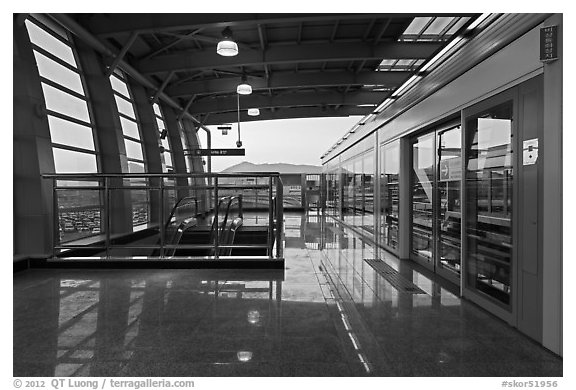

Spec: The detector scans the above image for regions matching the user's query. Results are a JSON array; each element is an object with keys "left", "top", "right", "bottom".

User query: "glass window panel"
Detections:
[
  {"left": 161, "top": 137, "right": 170, "bottom": 150},
  {"left": 120, "top": 116, "right": 141, "bottom": 140},
  {"left": 402, "top": 17, "right": 432, "bottom": 35},
  {"left": 152, "top": 103, "right": 162, "bottom": 117},
  {"left": 25, "top": 20, "right": 76, "bottom": 66},
  {"left": 48, "top": 115, "right": 95, "bottom": 151},
  {"left": 128, "top": 161, "right": 145, "bottom": 173},
  {"left": 124, "top": 138, "right": 144, "bottom": 161},
  {"left": 33, "top": 51, "right": 85, "bottom": 95},
  {"left": 53, "top": 147, "right": 97, "bottom": 173},
  {"left": 438, "top": 126, "right": 462, "bottom": 277},
  {"left": 41, "top": 83, "right": 90, "bottom": 122},
  {"left": 465, "top": 102, "right": 513, "bottom": 307},
  {"left": 447, "top": 17, "right": 470, "bottom": 35},
  {"left": 115, "top": 94, "right": 136, "bottom": 119},
  {"left": 379, "top": 59, "right": 396, "bottom": 67},
  {"left": 110, "top": 75, "right": 131, "bottom": 98},
  {"left": 411, "top": 134, "right": 435, "bottom": 262},
  {"left": 156, "top": 117, "right": 165, "bottom": 131},
  {"left": 164, "top": 152, "right": 173, "bottom": 168},
  {"left": 380, "top": 141, "right": 400, "bottom": 250},
  {"left": 396, "top": 59, "right": 413, "bottom": 66},
  {"left": 423, "top": 17, "right": 454, "bottom": 35}
]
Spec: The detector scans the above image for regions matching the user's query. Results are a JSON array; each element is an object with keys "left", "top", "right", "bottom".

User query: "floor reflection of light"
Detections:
[
  {"left": 437, "top": 351, "right": 451, "bottom": 364},
  {"left": 237, "top": 351, "right": 253, "bottom": 362},
  {"left": 247, "top": 310, "right": 260, "bottom": 325}
]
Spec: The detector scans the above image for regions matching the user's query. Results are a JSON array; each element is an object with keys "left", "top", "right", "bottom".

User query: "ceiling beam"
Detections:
[
  {"left": 140, "top": 28, "right": 204, "bottom": 60},
  {"left": 189, "top": 91, "right": 382, "bottom": 115},
  {"left": 137, "top": 41, "right": 441, "bottom": 74},
  {"left": 81, "top": 13, "right": 457, "bottom": 36},
  {"left": 166, "top": 70, "right": 411, "bottom": 97},
  {"left": 199, "top": 105, "right": 369, "bottom": 125}
]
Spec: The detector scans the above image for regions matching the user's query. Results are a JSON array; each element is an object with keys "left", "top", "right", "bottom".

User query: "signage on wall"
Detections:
[
  {"left": 188, "top": 148, "right": 245, "bottom": 156},
  {"left": 540, "top": 26, "right": 558, "bottom": 62},
  {"left": 439, "top": 158, "right": 461, "bottom": 181},
  {"left": 523, "top": 139, "right": 539, "bottom": 166}
]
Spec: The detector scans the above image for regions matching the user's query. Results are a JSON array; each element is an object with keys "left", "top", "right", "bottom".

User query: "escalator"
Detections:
[{"left": 163, "top": 194, "right": 270, "bottom": 257}]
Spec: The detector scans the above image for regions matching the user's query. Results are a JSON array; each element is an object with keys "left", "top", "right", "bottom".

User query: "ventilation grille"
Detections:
[{"left": 364, "top": 258, "right": 427, "bottom": 294}]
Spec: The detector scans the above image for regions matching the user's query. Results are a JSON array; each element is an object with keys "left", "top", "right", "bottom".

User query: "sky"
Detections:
[{"left": 200, "top": 116, "right": 362, "bottom": 172}]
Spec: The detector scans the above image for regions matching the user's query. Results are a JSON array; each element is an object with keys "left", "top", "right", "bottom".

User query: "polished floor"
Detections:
[{"left": 13, "top": 212, "right": 562, "bottom": 377}]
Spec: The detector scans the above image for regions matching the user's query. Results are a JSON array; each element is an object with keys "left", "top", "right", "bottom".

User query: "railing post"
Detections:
[
  {"left": 276, "top": 176, "right": 284, "bottom": 259},
  {"left": 214, "top": 175, "right": 219, "bottom": 259},
  {"left": 159, "top": 177, "right": 165, "bottom": 258},
  {"left": 104, "top": 177, "right": 110, "bottom": 259},
  {"left": 268, "top": 176, "right": 274, "bottom": 259},
  {"left": 52, "top": 178, "right": 58, "bottom": 259}
]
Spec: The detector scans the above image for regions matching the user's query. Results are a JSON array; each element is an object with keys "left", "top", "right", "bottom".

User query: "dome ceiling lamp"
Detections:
[
  {"left": 236, "top": 75, "right": 252, "bottom": 95},
  {"left": 216, "top": 27, "right": 238, "bottom": 57}
]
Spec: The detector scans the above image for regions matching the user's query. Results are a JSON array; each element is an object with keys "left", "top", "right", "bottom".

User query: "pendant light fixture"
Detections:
[
  {"left": 216, "top": 27, "right": 239, "bottom": 57},
  {"left": 236, "top": 75, "right": 252, "bottom": 95}
]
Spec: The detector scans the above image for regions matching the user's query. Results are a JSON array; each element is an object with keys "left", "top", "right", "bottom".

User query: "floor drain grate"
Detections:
[{"left": 364, "top": 258, "right": 427, "bottom": 294}]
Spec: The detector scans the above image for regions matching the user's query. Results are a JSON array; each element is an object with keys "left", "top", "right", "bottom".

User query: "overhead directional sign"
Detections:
[{"left": 188, "top": 148, "right": 245, "bottom": 156}]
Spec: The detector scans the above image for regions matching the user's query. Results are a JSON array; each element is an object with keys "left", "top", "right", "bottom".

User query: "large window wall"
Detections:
[
  {"left": 325, "top": 137, "right": 375, "bottom": 236},
  {"left": 25, "top": 15, "right": 101, "bottom": 243},
  {"left": 26, "top": 16, "right": 98, "bottom": 173}
]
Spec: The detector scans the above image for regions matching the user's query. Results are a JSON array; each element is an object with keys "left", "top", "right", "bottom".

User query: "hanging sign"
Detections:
[
  {"left": 540, "top": 26, "right": 558, "bottom": 62},
  {"left": 189, "top": 149, "right": 245, "bottom": 156}
]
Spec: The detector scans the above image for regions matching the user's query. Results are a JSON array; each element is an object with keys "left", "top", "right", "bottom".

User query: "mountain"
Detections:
[{"left": 220, "top": 161, "right": 322, "bottom": 174}]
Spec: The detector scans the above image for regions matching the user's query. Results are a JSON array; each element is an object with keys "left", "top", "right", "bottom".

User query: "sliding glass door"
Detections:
[
  {"left": 410, "top": 124, "right": 462, "bottom": 284},
  {"left": 464, "top": 101, "right": 513, "bottom": 308}
]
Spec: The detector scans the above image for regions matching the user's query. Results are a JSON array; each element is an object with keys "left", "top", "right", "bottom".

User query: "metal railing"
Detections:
[{"left": 43, "top": 173, "right": 284, "bottom": 261}]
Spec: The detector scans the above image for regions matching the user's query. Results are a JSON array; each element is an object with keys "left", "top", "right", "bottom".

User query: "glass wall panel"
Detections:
[
  {"left": 438, "top": 126, "right": 462, "bottom": 276},
  {"left": 41, "top": 83, "right": 90, "bottom": 122},
  {"left": 353, "top": 158, "right": 363, "bottom": 226},
  {"left": 362, "top": 151, "right": 374, "bottom": 234},
  {"left": 25, "top": 20, "right": 76, "bottom": 66},
  {"left": 125, "top": 138, "right": 144, "bottom": 161},
  {"left": 48, "top": 116, "right": 95, "bottom": 151},
  {"left": 114, "top": 95, "right": 136, "bottom": 119},
  {"left": 109, "top": 75, "right": 130, "bottom": 98},
  {"left": 119, "top": 117, "right": 140, "bottom": 140},
  {"left": 380, "top": 141, "right": 400, "bottom": 251},
  {"left": 343, "top": 162, "right": 354, "bottom": 224},
  {"left": 33, "top": 51, "right": 84, "bottom": 94},
  {"left": 53, "top": 149, "right": 97, "bottom": 173},
  {"left": 465, "top": 102, "right": 513, "bottom": 307},
  {"left": 411, "top": 133, "right": 435, "bottom": 263}
]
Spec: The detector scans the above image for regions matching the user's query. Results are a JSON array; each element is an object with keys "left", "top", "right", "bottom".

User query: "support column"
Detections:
[
  {"left": 541, "top": 13, "right": 562, "bottom": 356},
  {"left": 13, "top": 16, "right": 54, "bottom": 258},
  {"left": 162, "top": 105, "right": 188, "bottom": 200},
  {"left": 398, "top": 137, "right": 412, "bottom": 260},
  {"left": 73, "top": 37, "right": 132, "bottom": 234},
  {"left": 128, "top": 80, "right": 164, "bottom": 223},
  {"left": 181, "top": 118, "right": 209, "bottom": 213}
]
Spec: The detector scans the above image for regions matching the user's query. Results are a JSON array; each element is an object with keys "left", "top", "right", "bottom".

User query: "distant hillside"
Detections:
[{"left": 221, "top": 161, "right": 322, "bottom": 174}]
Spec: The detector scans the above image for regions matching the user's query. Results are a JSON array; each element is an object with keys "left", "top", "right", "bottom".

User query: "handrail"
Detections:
[
  {"left": 42, "top": 172, "right": 281, "bottom": 179},
  {"left": 164, "top": 196, "right": 199, "bottom": 232}
]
